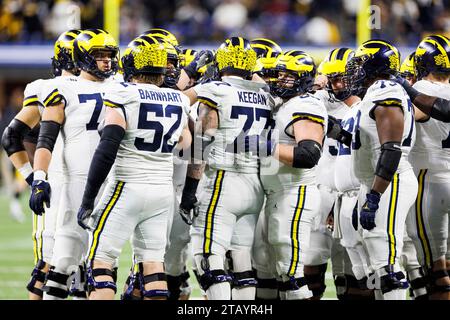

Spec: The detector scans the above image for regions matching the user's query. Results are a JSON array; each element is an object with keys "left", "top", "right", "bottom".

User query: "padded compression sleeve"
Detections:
[
  {"left": 36, "top": 121, "right": 61, "bottom": 152},
  {"left": 81, "top": 125, "right": 125, "bottom": 208},
  {"left": 292, "top": 140, "right": 322, "bottom": 169},
  {"left": 1, "top": 119, "right": 31, "bottom": 156},
  {"left": 375, "top": 141, "right": 402, "bottom": 181}
]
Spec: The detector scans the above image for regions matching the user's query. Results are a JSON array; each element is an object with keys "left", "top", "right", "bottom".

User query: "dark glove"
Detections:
[
  {"left": 77, "top": 205, "right": 93, "bottom": 230},
  {"left": 327, "top": 115, "right": 352, "bottom": 147},
  {"left": 352, "top": 202, "right": 359, "bottom": 231},
  {"left": 29, "top": 179, "right": 51, "bottom": 216},
  {"left": 183, "top": 50, "right": 215, "bottom": 80},
  {"left": 179, "top": 177, "right": 200, "bottom": 225},
  {"left": 360, "top": 190, "right": 381, "bottom": 231},
  {"left": 394, "top": 76, "right": 420, "bottom": 102},
  {"left": 25, "top": 172, "right": 34, "bottom": 186}
]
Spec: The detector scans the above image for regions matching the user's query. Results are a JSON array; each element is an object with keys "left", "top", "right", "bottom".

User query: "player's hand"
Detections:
[
  {"left": 179, "top": 194, "right": 200, "bottom": 225},
  {"left": 360, "top": 190, "right": 381, "bottom": 231},
  {"left": 184, "top": 50, "right": 214, "bottom": 80},
  {"left": 29, "top": 179, "right": 51, "bottom": 216},
  {"left": 313, "top": 74, "right": 328, "bottom": 91},
  {"left": 327, "top": 116, "right": 352, "bottom": 147},
  {"left": 77, "top": 205, "right": 93, "bottom": 230}
]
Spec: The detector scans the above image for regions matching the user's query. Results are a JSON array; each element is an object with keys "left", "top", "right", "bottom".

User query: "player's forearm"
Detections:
[
  {"left": 81, "top": 125, "right": 124, "bottom": 208},
  {"left": 33, "top": 148, "right": 52, "bottom": 174},
  {"left": 177, "top": 69, "right": 193, "bottom": 91},
  {"left": 370, "top": 175, "right": 392, "bottom": 195},
  {"left": 186, "top": 162, "right": 205, "bottom": 181},
  {"left": 273, "top": 144, "right": 293, "bottom": 166}
]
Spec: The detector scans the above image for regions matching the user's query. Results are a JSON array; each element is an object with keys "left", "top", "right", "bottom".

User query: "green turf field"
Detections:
[{"left": 0, "top": 192, "right": 337, "bottom": 300}]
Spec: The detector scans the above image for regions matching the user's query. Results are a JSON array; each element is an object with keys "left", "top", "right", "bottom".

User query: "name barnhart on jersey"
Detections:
[
  {"left": 238, "top": 91, "right": 267, "bottom": 105},
  {"left": 138, "top": 88, "right": 183, "bottom": 103}
]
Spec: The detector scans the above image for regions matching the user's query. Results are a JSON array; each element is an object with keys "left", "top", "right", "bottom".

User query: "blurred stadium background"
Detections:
[{"left": 0, "top": 0, "right": 448, "bottom": 299}]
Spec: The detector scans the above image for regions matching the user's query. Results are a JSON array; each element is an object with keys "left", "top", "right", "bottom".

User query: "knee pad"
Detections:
[
  {"left": 407, "top": 267, "right": 428, "bottom": 300},
  {"left": 138, "top": 273, "right": 169, "bottom": 299},
  {"left": 121, "top": 270, "right": 141, "bottom": 300},
  {"left": 42, "top": 267, "right": 70, "bottom": 299},
  {"left": 226, "top": 250, "right": 257, "bottom": 289},
  {"left": 26, "top": 259, "right": 47, "bottom": 298},
  {"left": 86, "top": 266, "right": 117, "bottom": 295},
  {"left": 278, "top": 276, "right": 311, "bottom": 300},
  {"left": 304, "top": 263, "right": 327, "bottom": 298},
  {"left": 167, "top": 274, "right": 183, "bottom": 300},
  {"left": 198, "top": 255, "right": 232, "bottom": 291},
  {"left": 340, "top": 274, "right": 375, "bottom": 301},
  {"left": 256, "top": 277, "right": 279, "bottom": 300},
  {"left": 427, "top": 269, "right": 450, "bottom": 294},
  {"left": 69, "top": 264, "right": 88, "bottom": 298},
  {"left": 334, "top": 275, "right": 347, "bottom": 299},
  {"left": 377, "top": 265, "right": 409, "bottom": 294}
]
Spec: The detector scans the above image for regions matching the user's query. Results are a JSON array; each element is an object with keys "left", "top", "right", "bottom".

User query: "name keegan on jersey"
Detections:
[
  {"left": 138, "top": 88, "right": 183, "bottom": 103},
  {"left": 237, "top": 91, "right": 267, "bottom": 105}
]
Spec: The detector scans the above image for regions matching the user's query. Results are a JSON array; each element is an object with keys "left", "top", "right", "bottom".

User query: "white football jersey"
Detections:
[
  {"left": 41, "top": 76, "right": 112, "bottom": 177},
  {"left": 334, "top": 102, "right": 362, "bottom": 192},
  {"left": 353, "top": 80, "right": 416, "bottom": 185},
  {"left": 410, "top": 80, "right": 450, "bottom": 171},
  {"left": 24, "top": 77, "right": 68, "bottom": 176},
  {"left": 260, "top": 93, "right": 328, "bottom": 193},
  {"left": 314, "top": 89, "right": 352, "bottom": 190},
  {"left": 193, "top": 76, "right": 273, "bottom": 173},
  {"left": 103, "top": 82, "right": 190, "bottom": 184}
]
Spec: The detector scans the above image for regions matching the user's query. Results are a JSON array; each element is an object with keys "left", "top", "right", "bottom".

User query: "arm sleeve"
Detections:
[{"left": 284, "top": 96, "right": 327, "bottom": 138}]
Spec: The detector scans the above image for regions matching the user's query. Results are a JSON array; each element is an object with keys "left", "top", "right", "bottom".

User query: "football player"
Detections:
[
  {"left": 405, "top": 35, "right": 450, "bottom": 300},
  {"left": 302, "top": 48, "right": 358, "bottom": 300},
  {"left": 345, "top": 39, "right": 417, "bottom": 300},
  {"left": 1, "top": 29, "right": 81, "bottom": 300},
  {"left": 179, "top": 37, "right": 272, "bottom": 300},
  {"left": 394, "top": 52, "right": 429, "bottom": 300},
  {"left": 256, "top": 50, "right": 327, "bottom": 300},
  {"left": 76, "top": 36, "right": 191, "bottom": 300},
  {"left": 28, "top": 29, "right": 119, "bottom": 299},
  {"left": 249, "top": 37, "right": 282, "bottom": 300}
]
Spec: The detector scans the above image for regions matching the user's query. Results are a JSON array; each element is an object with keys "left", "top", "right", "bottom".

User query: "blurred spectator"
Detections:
[{"left": 1, "top": 0, "right": 450, "bottom": 46}]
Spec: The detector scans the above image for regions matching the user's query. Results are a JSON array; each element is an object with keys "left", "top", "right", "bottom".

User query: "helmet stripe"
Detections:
[{"left": 330, "top": 48, "right": 340, "bottom": 62}]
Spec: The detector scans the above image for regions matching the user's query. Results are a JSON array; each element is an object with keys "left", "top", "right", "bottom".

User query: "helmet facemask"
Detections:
[{"left": 270, "top": 68, "right": 314, "bottom": 99}]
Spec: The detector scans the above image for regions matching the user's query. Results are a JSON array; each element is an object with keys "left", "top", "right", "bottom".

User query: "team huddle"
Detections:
[{"left": 1, "top": 27, "right": 450, "bottom": 300}]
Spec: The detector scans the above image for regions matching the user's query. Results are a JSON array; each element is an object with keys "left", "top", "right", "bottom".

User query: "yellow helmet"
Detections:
[
  {"left": 272, "top": 50, "right": 316, "bottom": 98},
  {"left": 121, "top": 35, "right": 167, "bottom": 81},
  {"left": 73, "top": 29, "right": 119, "bottom": 79},
  {"left": 251, "top": 38, "right": 282, "bottom": 80},
  {"left": 215, "top": 37, "right": 257, "bottom": 79},
  {"left": 400, "top": 52, "right": 416, "bottom": 79},
  {"left": 318, "top": 48, "right": 354, "bottom": 101},
  {"left": 139, "top": 28, "right": 180, "bottom": 52},
  {"left": 179, "top": 48, "right": 208, "bottom": 74},
  {"left": 318, "top": 47, "right": 354, "bottom": 76},
  {"left": 414, "top": 34, "right": 450, "bottom": 79},
  {"left": 52, "top": 29, "right": 81, "bottom": 76}
]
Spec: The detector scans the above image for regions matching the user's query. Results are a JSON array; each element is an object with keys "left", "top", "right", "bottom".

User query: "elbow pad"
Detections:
[
  {"left": 23, "top": 124, "right": 40, "bottom": 144},
  {"left": 375, "top": 141, "right": 402, "bottom": 181},
  {"left": 293, "top": 140, "right": 322, "bottom": 169},
  {"left": 36, "top": 121, "right": 61, "bottom": 152},
  {"left": 430, "top": 97, "right": 450, "bottom": 123},
  {"left": 1, "top": 119, "right": 31, "bottom": 156}
]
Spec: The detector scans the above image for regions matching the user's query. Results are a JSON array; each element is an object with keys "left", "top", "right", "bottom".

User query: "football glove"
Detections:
[
  {"left": 360, "top": 190, "right": 381, "bottom": 231},
  {"left": 77, "top": 205, "right": 93, "bottom": 230},
  {"left": 179, "top": 177, "right": 201, "bottom": 225},
  {"left": 327, "top": 115, "right": 352, "bottom": 147},
  {"left": 183, "top": 50, "right": 214, "bottom": 80},
  {"left": 29, "top": 178, "right": 51, "bottom": 216},
  {"left": 25, "top": 172, "right": 34, "bottom": 186}
]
